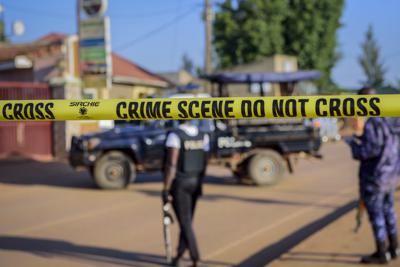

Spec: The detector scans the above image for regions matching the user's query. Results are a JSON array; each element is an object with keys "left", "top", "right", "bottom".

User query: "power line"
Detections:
[
  {"left": 4, "top": 2, "right": 202, "bottom": 21},
  {"left": 169, "top": 0, "right": 183, "bottom": 66},
  {"left": 114, "top": 6, "right": 199, "bottom": 52},
  {"left": 385, "top": 50, "right": 400, "bottom": 61},
  {"left": 4, "top": 3, "right": 73, "bottom": 20},
  {"left": 110, "top": 3, "right": 202, "bottom": 20}
]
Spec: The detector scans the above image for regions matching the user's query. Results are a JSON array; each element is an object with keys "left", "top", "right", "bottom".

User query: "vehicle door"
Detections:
[
  {"left": 210, "top": 120, "right": 252, "bottom": 158},
  {"left": 141, "top": 121, "right": 168, "bottom": 170}
]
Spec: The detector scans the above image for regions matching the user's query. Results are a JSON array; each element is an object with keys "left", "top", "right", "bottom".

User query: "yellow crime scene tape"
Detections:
[{"left": 0, "top": 95, "right": 399, "bottom": 121}]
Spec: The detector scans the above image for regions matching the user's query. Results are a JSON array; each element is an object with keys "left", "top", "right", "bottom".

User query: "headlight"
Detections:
[{"left": 87, "top": 138, "right": 101, "bottom": 150}]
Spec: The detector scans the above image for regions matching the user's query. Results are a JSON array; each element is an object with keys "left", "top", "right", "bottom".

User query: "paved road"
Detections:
[
  {"left": 0, "top": 142, "right": 359, "bottom": 267},
  {"left": 269, "top": 190, "right": 400, "bottom": 267}
]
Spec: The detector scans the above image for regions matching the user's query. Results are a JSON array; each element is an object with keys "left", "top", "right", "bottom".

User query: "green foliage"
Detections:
[
  {"left": 213, "top": 0, "right": 344, "bottom": 91},
  {"left": 358, "top": 25, "right": 386, "bottom": 88},
  {"left": 284, "top": 0, "right": 344, "bottom": 90},
  {"left": 0, "top": 20, "right": 6, "bottom": 42},
  {"left": 214, "top": 0, "right": 288, "bottom": 68},
  {"left": 213, "top": 1, "right": 238, "bottom": 68}
]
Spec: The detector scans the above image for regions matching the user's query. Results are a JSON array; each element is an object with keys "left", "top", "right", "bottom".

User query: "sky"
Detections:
[{"left": 1, "top": 0, "right": 399, "bottom": 89}]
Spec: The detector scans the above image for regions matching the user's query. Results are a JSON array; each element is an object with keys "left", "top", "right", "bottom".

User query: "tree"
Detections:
[
  {"left": 213, "top": 0, "right": 239, "bottom": 68},
  {"left": 0, "top": 20, "right": 7, "bottom": 42},
  {"left": 284, "top": 0, "right": 344, "bottom": 90},
  {"left": 214, "top": 0, "right": 288, "bottom": 68},
  {"left": 358, "top": 25, "right": 386, "bottom": 88},
  {"left": 181, "top": 53, "right": 194, "bottom": 74},
  {"left": 213, "top": 0, "right": 344, "bottom": 91}
]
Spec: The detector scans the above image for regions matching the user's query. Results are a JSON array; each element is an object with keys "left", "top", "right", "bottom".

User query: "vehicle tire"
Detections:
[
  {"left": 93, "top": 151, "right": 136, "bottom": 190},
  {"left": 247, "top": 150, "right": 285, "bottom": 186}
]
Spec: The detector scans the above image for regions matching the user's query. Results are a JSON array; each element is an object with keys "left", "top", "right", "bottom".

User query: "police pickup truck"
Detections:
[{"left": 69, "top": 117, "right": 321, "bottom": 189}]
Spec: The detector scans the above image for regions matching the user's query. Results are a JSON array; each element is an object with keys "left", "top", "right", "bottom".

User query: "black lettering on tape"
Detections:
[
  {"left": 162, "top": 101, "right": 172, "bottom": 119},
  {"left": 369, "top": 97, "right": 380, "bottom": 116},
  {"left": 285, "top": 99, "right": 297, "bottom": 117},
  {"left": 343, "top": 98, "right": 355, "bottom": 116},
  {"left": 201, "top": 100, "right": 211, "bottom": 118},
  {"left": 116, "top": 102, "right": 127, "bottom": 119},
  {"left": 299, "top": 99, "right": 309, "bottom": 117},
  {"left": 178, "top": 101, "right": 188, "bottom": 119},
  {"left": 329, "top": 98, "right": 341, "bottom": 116},
  {"left": 316, "top": 99, "right": 328, "bottom": 116},
  {"left": 272, "top": 100, "right": 284, "bottom": 117},
  {"left": 188, "top": 101, "right": 200, "bottom": 118},
  {"left": 356, "top": 98, "right": 368, "bottom": 116},
  {"left": 241, "top": 100, "right": 252, "bottom": 118},
  {"left": 253, "top": 99, "right": 265, "bottom": 117},
  {"left": 128, "top": 102, "right": 139, "bottom": 119},
  {"left": 35, "top": 103, "right": 45, "bottom": 120},
  {"left": 3, "top": 103, "right": 13, "bottom": 120},
  {"left": 212, "top": 100, "right": 225, "bottom": 118},
  {"left": 225, "top": 100, "right": 234, "bottom": 118},
  {"left": 139, "top": 101, "right": 146, "bottom": 119},
  {"left": 14, "top": 103, "right": 24, "bottom": 119},
  {"left": 146, "top": 101, "right": 162, "bottom": 119},
  {"left": 24, "top": 103, "right": 35, "bottom": 120},
  {"left": 45, "top": 103, "right": 55, "bottom": 119}
]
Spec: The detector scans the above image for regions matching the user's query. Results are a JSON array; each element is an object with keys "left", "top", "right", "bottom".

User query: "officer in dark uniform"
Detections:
[
  {"left": 349, "top": 87, "right": 400, "bottom": 264},
  {"left": 162, "top": 120, "right": 209, "bottom": 267}
]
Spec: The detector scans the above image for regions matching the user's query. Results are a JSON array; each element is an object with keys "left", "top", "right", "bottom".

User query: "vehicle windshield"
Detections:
[
  {"left": 115, "top": 119, "right": 215, "bottom": 133},
  {"left": 114, "top": 120, "right": 159, "bottom": 128}
]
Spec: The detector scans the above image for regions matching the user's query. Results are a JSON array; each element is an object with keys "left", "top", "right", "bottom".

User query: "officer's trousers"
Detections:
[
  {"left": 362, "top": 188, "right": 398, "bottom": 242},
  {"left": 171, "top": 177, "right": 200, "bottom": 261}
]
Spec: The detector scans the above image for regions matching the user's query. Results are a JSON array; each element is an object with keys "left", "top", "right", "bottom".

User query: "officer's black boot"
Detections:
[
  {"left": 191, "top": 260, "right": 207, "bottom": 267},
  {"left": 171, "top": 256, "right": 183, "bottom": 267},
  {"left": 361, "top": 240, "right": 390, "bottom": 264},
  {"left": 388, "top": 234, "right": 400, "bottom": 260}
]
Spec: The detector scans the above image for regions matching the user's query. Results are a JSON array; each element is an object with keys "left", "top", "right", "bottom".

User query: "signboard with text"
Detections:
[{"left": 79, "top": 0, "right": 111, "bottom": 89}]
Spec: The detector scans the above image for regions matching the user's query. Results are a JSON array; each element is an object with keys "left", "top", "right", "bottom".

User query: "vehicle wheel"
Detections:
[
  {"left": 93, "top": 151, "right": 136, "bottom": 190},
  {"left": 247, "top": 150, "right": 285, "bottom": 186}
]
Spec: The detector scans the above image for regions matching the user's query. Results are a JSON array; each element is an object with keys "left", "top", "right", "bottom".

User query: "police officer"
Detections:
[
  {"left": 350, "top": 87, "right": 400, "bottom": 264},
  {"left": 162, "top": 120, "right": 209, "bottom": 267}
]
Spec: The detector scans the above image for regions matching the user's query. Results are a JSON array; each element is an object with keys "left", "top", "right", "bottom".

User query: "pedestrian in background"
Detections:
[
  {"left": 349, "top": 87, "right": 400, "bottom": 264},
  {"left": 162, "top": 120, "right": 209, "bottom": 267}
]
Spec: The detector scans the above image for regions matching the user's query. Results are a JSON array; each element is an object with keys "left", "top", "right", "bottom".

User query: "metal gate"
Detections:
[{"left": 0, "top": 82, "right": 53, "bottom": 160}]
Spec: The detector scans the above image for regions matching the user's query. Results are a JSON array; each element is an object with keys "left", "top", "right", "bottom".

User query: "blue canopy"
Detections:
[
  {"left": 203, "top": 70, "right": 321, "bottom": 84},
  {"left": 177, "top": 83, "right": 202, "bottom": 91}
]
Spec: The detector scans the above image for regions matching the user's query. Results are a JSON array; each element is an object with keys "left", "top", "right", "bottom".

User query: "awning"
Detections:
[
  {"left": 202, "top": 70, "right": 321, "bottom": 84},
  {"left": 176, "top": 83, "right": 202, "bottom": 91}
]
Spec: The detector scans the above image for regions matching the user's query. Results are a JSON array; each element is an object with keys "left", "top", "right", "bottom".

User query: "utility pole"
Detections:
[
  {"left": 76, "top": 0, "right": 81, "bottom": 75},
  {"left": 0, "top": 5, "right": 25, "bottom": 44},
  {"left": 204, "top": 0, "right": 213, "bottom": 75},
  {"left": 0, "top": 4, "right": 6, "bottom": 42}
]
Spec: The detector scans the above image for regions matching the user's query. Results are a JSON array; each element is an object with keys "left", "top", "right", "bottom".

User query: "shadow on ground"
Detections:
[
  {"left": 0, "top": 236, "right": 230, "bottom": 267},
  {"left": 136, "top": 173, "right": 240, "bottom": 187},
  {"left": 276, "top": 251, "right": 362, "bottom": 265},
  {"left": 0, "top": 158, "right": 239, "bottom": 189},
  {"left": 235, "top": 200, "right": 357, "bottom": 267},
  {"left": 136, "top": 189, "right": 338, "bottom": 209},
  {"left": 0, "top": 158, "right": 93, "bottom": 189}
]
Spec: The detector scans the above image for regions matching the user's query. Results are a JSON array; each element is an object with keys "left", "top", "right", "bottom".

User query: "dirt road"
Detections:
[{"left": 0, "top": 142, "right": 359, "bottom": 266}]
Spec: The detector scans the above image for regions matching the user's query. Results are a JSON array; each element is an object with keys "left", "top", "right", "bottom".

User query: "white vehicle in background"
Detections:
[{"left": 312, "top": 118, "right": 341, "bottom": 142}]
